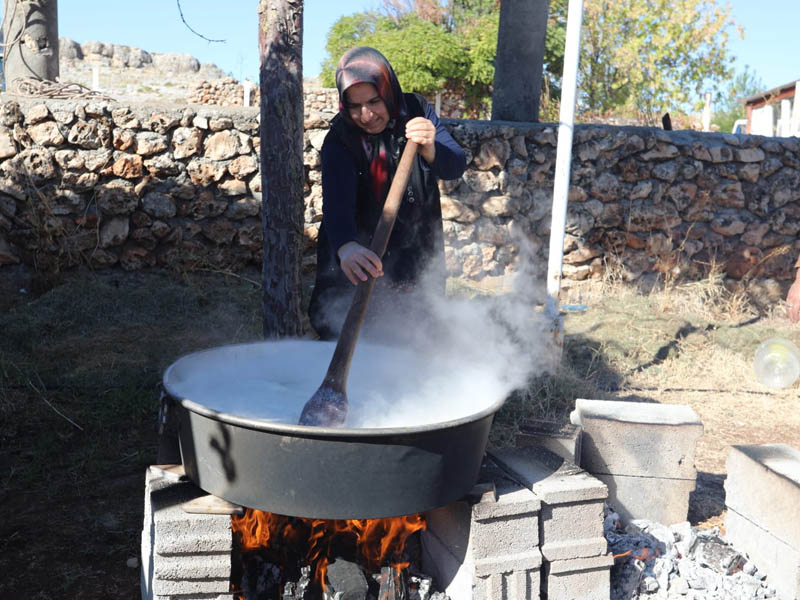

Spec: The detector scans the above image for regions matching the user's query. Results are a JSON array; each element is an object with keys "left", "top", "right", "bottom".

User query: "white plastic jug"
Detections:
[{"left": 753, "top": 338, "right": 800, "bottom": 389}]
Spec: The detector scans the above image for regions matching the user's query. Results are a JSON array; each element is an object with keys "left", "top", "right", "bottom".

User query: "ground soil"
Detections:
[{"left": 1, "top": 266, "right": 799, "bottom": 599}]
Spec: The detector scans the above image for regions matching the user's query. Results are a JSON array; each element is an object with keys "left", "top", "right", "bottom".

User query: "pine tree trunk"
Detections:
[
  {"left": 2, "top": 0, "right": 60, "bottom": 90},
  {"left": 491, "top": 0, "right": 549, "bottom": 122},
  {"left": 258, "top": 0, "right": 305, "bottom": 338}
]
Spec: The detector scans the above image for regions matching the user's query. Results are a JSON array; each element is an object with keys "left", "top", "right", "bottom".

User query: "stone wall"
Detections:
[{"left": 1, "top": 95, "right": 798, "bottom": 287}]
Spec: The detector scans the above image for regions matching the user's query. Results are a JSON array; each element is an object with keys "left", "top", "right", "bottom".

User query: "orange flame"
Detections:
[
  {"left": 232, "top": 509, "right": 426, "bottom": 591},
  {"left": 612, "top": 546, "right": 660, "bottom": 562}
]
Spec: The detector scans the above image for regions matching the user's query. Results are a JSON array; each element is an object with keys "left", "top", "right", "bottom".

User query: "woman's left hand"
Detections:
[{"left": 405, "top": 117, "right": 436, "bottom": 163}]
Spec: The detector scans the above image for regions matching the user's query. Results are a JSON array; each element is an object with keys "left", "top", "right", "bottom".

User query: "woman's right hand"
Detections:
[{"left": 338, "top": 241, "right": 383, "bottom": 286}]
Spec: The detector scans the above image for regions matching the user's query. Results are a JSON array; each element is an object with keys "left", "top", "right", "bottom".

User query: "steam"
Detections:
[
  {"left": 165, "top": 238, "right": 558, "bottom": 429},
  {"left": 350, "top": 237, "right": 555, "bottom": 427}
]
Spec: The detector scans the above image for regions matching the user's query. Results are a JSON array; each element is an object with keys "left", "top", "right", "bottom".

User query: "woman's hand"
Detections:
[
  {"left": 338, "top": 241, "right": 383, "bottom": 286},
  {"left": 405, "top": 117, "right": 436, "bottom": 164}
]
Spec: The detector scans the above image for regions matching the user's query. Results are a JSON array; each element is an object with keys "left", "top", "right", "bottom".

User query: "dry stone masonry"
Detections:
[{"left": 1, "top": 95, "right": 799, "bottom": 289}]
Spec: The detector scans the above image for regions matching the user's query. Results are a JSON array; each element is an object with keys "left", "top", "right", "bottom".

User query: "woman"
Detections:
[{"left": 308, "top": 46, "right": 467, "bottom": 340}]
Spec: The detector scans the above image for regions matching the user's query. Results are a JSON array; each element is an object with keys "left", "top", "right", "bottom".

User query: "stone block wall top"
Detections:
[{"left": 725, "top": 443, "right": 800, "bottom": 549}]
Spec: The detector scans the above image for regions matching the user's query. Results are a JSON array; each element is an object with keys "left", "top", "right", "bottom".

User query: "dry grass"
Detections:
[{"left": 2, "top": 264, "right": 799, "bottom": 597}]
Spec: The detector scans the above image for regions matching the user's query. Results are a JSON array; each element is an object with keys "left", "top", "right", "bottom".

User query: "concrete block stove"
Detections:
[{"left": 141, "top": 446, "right": 613, "bottom": 599}]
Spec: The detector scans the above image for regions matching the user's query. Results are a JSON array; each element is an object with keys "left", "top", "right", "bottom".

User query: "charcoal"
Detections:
[
  {"left": 326, "top": 557, "right": 369, "bottom": 600},
  {"left": 407, "top": 574, "right": 433, "bottom": 600},
  {"left": 378, "top": 565, "right": 407, "bottom": 600},
  {"left": 690, "top": 534, "right": 745, "bottom": 575},
  {"left": 241, "top": 555, "right": 282, "bottom": 600}
]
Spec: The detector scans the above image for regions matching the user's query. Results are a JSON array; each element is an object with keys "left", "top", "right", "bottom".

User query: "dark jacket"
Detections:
[{"left": 308, "top": 93, "right": 466, "bottom": 340}]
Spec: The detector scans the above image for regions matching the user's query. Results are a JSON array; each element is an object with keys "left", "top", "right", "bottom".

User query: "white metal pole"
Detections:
[{"left": 546, "top": 0, "right": 584, "bottom": 318}]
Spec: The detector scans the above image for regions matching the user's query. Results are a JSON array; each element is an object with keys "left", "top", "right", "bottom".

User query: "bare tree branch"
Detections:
[{"left": 176, "top": 0, "right": 226, "bottom": 43}]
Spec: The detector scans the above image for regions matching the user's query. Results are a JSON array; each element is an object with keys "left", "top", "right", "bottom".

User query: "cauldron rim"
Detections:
[{"left": 163, "top": 339, "right": 508, "bottom": 438}]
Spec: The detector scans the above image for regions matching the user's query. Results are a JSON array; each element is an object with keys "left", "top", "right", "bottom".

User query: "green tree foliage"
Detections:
[
  {"left": 321, "top": 0, "right": 737, "bottom": 123},
  {"left": 711, "top": 66, "right": 763, "bottom": 134},
  {"left": 579, "top": 0, "right": 737, "bottom": 122}
]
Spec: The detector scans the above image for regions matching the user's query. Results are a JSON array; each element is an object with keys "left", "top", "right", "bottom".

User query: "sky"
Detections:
[{"left": 3, "top": 0, "right": 798, "bottom": 92}]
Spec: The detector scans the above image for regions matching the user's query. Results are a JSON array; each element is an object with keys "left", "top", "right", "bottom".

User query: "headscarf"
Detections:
[
  {"left": 335, "top": 46, "right": 407, "bottom": 124},
  {"left": 335, "top": 47, "right": 408, "bottom": 204}
]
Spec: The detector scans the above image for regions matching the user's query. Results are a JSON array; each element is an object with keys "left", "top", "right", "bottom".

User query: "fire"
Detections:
[
  {"left": 232, "top": 509, "right": 426, "bottom": 591},
  {"left": 612, "top": 546, "right": 660, "bottom": 562}
]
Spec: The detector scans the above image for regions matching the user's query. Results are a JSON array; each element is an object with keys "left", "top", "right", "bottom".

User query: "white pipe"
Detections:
[{"left": 546, "top": 0, "right": 584, "bottom": 318}]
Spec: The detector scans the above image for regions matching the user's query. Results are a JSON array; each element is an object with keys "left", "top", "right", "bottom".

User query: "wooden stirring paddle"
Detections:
[{"left": 298, "top": 140, "right": 419, "bottom": 427}]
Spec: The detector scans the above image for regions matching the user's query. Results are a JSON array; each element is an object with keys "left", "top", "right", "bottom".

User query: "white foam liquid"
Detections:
[{"left": 163, "top": 340, "right": 505, "bottom": 428}]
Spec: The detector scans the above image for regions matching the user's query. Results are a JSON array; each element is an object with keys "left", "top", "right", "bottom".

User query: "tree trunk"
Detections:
[
  {"left": 491, "top": 0, "right": 549, "bottom": 122},
  {"left": 258, "top": 0, "right": 305, "bottom": 337},
  {"left": 2, "top": 0, "right": 59, "bottom": 90}
]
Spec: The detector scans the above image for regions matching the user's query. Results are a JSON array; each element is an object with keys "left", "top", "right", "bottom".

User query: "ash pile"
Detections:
[{"left": 605, "top": 507, "right": 777, "bottom": 599}]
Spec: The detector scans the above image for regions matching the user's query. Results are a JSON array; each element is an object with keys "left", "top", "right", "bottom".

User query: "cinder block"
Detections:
[
  {"left": 149, "top": 471, "right": 233, "bottom": 555},
  {"left": 596, "top": 473, "right": 695, "bottom": 525},
  {"left": 474, "top": 551, "right": 542, "bottom": 577},
  {"left": 490, "top": 447, "right": 608, "bottom": 558},
  {"left": 515, "top": 419, "right": 582, "bottom": 465},
  {"left": 154, "top": 554, "right": 233, "bottom": 580},
  {"left": 142, "top": 468, "right": 233, "bottom": 600},
  {"left": 152, "top": 577, "right": 231, "bottom": 596},
  {"left": 545, "top": 554, "right": 614, "bottom": 600},
  {"left": 540, "top": 500, "right": 605, "bottom": 552},
  {"left": 540, "top": 537, "right": 608, "bottom": 562},
  {"left": 490, "top": 447, "right": 608, "bottom": 505},
  {"left": 725, "top": 508, "right": 800, "bottom": 600},
  {"left": 725, "top": 444, "right": 800, "bottom": 548},
  {"left": 571, "top": 398, "right": 703, "bottom": 479},
  {"left": 474, "top": 568, "right": 541, "bottom": 600}
]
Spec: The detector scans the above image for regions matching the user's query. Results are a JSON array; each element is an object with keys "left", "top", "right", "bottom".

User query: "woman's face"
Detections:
[{"left": 344, "top": 82, "right": 390, "bottom": 134}]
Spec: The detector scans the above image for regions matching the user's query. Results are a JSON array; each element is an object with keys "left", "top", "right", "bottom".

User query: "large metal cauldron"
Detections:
[{"left": 163, "top": 340, "right": 505, "bottom": 520}]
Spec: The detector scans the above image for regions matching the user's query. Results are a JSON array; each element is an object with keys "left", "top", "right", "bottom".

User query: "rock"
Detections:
[
  {"left": 463, "top": 170, "right": 499, "bottom": 193},
  {"left": 11, "top": 148, "right": 56, "bottom": 182},
  {"left": 79, "top": 148, "right": 113, "bottom": 172},
  {"left": 81, "top": 40, "right": 112, "bottom": 58},
  {"left": 0, "top": 128, "right": 18, "bottom": 159},
  {"left": 152, "top": 52, "right": 200, "bottom": 73},
  {"left": 202, "top": 220, "right": 236, "bottom": 245},
  {"left": 734, "top": 147, "right": 765, "bottom": 163},
  {"left": 187, "top": 158, "right": 228, "bottom": 187},
  {"left": 227, "top": 155, "right": 259, "bottom": 179},
  {"left": 96, "top": 179, "right": 137, "bottom": 215},
  {"left": 111, "top": 153, "right": 143, "bottom": 178},
  {"left": 99, "top": 217, "right": 130, "bottom": 247},
  {"left": 473, "top": 137, "right": 510, "bottom": 170},
  {"left": 111, "top": 107, "right": 140, "bottom": 129},
  {"left": 134, "top": 132, "right": 169, "bottom": 156},
  {"left": 59, "top": 37, "right": 83, "bottom": 60},
  {"left": 172, "top": 127, "right": 204, "bottom": 159},
  {"left": 640, "top": 144, "right": 679, "bottom": 160},
  {"left": 218, "top": 177, "right": 248, "bottom": 196},
  {"left": 481, "top": 195, "right": 517, "bottom": 217},
  {"left": 142, "top": 192, "right": 176, "bottom": 219},
  {"left": 225, "top": 198, "right": 260, "bottom": 220},
  {"left": 113, "top": 128, "right": 135, "bottom": 151},
  {"left": 67, "top": 120, "right": 108, "bottom": 149},
  {"left": 590, "top": 171, "right": 620, "bottom": 202},
  {"left": 203, "top": 130, "right": 251, "bottom": 160},
  {"left": 145, "top": 113, "right": 180, "bottom": 134}
]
